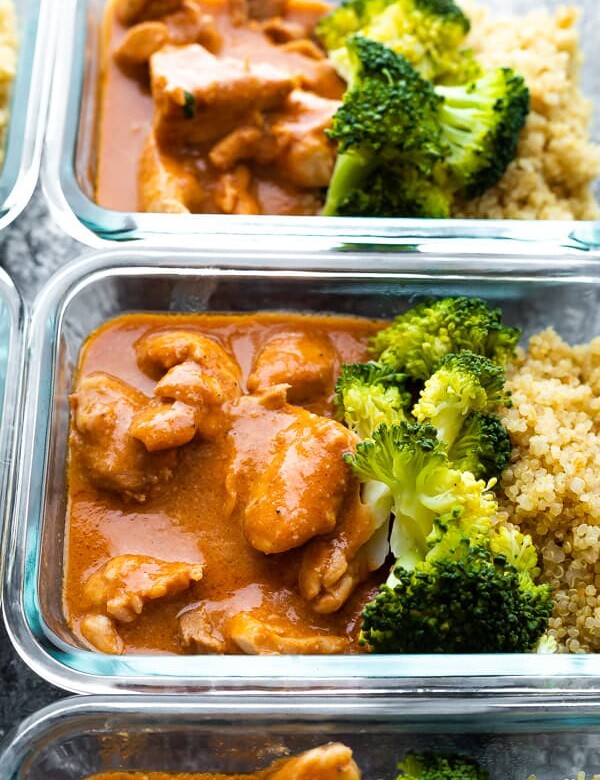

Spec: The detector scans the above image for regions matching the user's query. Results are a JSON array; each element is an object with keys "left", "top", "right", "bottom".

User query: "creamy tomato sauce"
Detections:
[
  {"left": 65, "top": 312, "right": 386, "bottom": 655},
  {"left": 85, "top": 742, "right": 360, "bottom": 779},
  {"left": 96, "top": 0, "right": 343, "bottom": 214},
  {"left": 85, "top": 741, "right": 360, "bottom": 779},
  {"left": 87, "top": 773, "right": 282, "bottom": 780}
]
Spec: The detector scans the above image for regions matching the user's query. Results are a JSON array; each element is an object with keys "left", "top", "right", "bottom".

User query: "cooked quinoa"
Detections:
[
  {"left": 453, "top": 5, "right": 600, "bottom": 220},
  {"left": 0, "top": 0, "right": 16, "bottom": 167},
  {"left": 496, "top": 329, "right": 600, "bottom": 653}
]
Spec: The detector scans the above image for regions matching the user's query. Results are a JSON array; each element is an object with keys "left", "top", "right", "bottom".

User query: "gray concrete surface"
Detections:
[{"left": 0, "top": 187, "right": 80, "bottom": 740}]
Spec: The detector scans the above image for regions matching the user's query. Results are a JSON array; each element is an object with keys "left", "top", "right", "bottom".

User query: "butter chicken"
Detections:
[
  {"left": 86, "top": 743, "right": 361, "bottom": 779},
  {"left": 66, "top": 312, "right": 387, "bottom": 655},
  {"left": 97, "top": 0, "right": 344, "bottom": 214}
]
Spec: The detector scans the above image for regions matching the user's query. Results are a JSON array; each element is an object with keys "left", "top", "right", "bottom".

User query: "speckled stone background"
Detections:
[{"left": 0, "top": 187, "right": 78, "bottom": 741}]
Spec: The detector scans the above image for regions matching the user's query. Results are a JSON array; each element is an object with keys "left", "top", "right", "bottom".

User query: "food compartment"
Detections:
[
  {"left": 4, "top": 248, "right": 600, "bottom": 692},
  {"left": 44, "top": 0, "right": 600, "bottom": 246},
  {"left": 1, "top": 696, "right": 600, "bottom": 779}
]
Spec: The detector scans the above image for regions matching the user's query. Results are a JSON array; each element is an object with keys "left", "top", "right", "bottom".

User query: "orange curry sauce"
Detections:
[
  {"left": 87, "top": 772, "right": 247, "bottom": 780},
  {"left": 65, "top": 313, "right": 385, "bottom": 655},
  {"left": 96, "top": 0, "right": 343, "bottom": 214},
  {"left": 85, "top": 741, "right": 360, "bottom": 779},
  {"left": 87, "top": 773, "right": 307, "bottom": 780}
]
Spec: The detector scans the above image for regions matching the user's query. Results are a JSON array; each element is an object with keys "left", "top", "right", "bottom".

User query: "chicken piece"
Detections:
[
  {"left": 136, "top": 330, "right": 241, "bottom": 438},
  {"left": 262, "top": 18, "right": 307, "bottom": 44},
  {"left": 116, "top": 5, "right": 221, "bottom": 67},
  {"left": 269, "top": 90, "right": 339, "bottom": 189},
  {"left": 80, "top": 613, "right": 125, "bottom": 655},
  {"left": 138, "top": 132, "right": 193, "bottom": 213},
  {"left": 136, "top": 329, "right": 240, "bottom": 380},
  {"left": 247, "top": 0, "right": 286, "bottom": 20},
  {"left": 208, "top": 88, "right": 338, "bottom": 194},
  {"left": 228, "top": 0, "right": 248, "bottom": 26},
  {"left": 243, "top": 412, "right": 357, "bottom": 554},
  {"left": 279, "top": 39, "right": 326, "bottom": 60},
  {"left": 84, "top": 554, "right": 204, "bottom": 623},
  {"left": 164, "top": 1, "right": 221, "bottom": 51},
  {"left": 299, "top": 484, "right": 390, "bottom": 613},
  {"left": 208, "top": 91, "right": 339, "bottom": 190},
  {"left": 129, "top": 398, "right": 197, "bottom": 451},
  {"left": 115, "top": 21, "right": 169, "bottom": 66},
  {"left": 228, "top": 0, "right": 286, "bottom": 24},
  {"left": 70, "top": 372, "right": 176, "bottom": 500},
  {"left": 154, "top": 359, "right": 237, "bottom": 407},
  {"left": 247, "top": 331, "right": 335, "bottom": 404},
  {"left": 179, "top": 604, "right": 228, "bottom": 653},
  {"left": 209, "top": 126, "right": 267, "bottom": 171},
  {"left": 264, "top": 744, "right": 361, "bottom": 780},
  {"left": 116, "top": 0, "right": 182, "bottom": 25},
  {"left": 229, "top": 614, "right": 348, "bottom": 654},
  {"left": 215, "top": 165, "right": 261, "bottom": 215},
  {"left": 150, "top": 44, "right": 293, "bottom": 146},
  {"left": 138, "top": 330, "right": 241, "bottom": 401}
]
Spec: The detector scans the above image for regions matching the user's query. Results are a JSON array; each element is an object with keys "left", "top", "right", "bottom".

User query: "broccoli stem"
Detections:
[{"left": 322, "top": 148, "right": 375, "bottom": 216}]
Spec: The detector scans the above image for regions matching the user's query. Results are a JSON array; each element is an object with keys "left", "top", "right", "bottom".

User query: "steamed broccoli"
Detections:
[
  {"left": 346, "top": 422, "right": 497, "bottom": 570},
  {"left": 412, "top": 351, "right": 508, "bottom": 448},
  {"left": 335, "top": 361, "right": 412, "bottom": 439},
  {"left": 369, "top": 296, "right": 521, "bottom": 379},
  {"left": 322, "top": 37, "right": 447, "bottom": 218},
  {"left": 347, "top": 418, "right": 550, "bottom": 653},
  {"left": 436, "top": 68, "right": 530, "bottom": 198},
  {"left": 316, "top": 0, "right": 477, "bottom": 85},
  {"left": 447, "top": 411, "right": 512, "bottom": 483},
  {"left": 332, "top": 163, "right": 451, "bottom": 219},
  {"left": 360, "top": 518, "right": 553, "bottom": 653},
  {"left": 397, "top": 751, "right": 490, "bottom": 780},
  {"left": 321, "top": 40, "right": 529, "bottom": 218},
  {"left": 330, "top": 159, "right": 453, "bottom": 218}
]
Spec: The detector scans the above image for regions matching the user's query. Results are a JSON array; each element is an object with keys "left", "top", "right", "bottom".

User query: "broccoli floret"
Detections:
[
  {"left": 413, "top": 352, "right": 507, "bottom": 448},
  {"left": 317, "top": 0, "right": 476, "bottom": 85},
  {"left": 335, "top": 361, "right": 412, "bottom": 439},
  {"left": 436, "top": 68, "right": 530, "bottom": 198},
  {"left": 488, "top": 523, "right": 542, "bottom": 583},
  {"left": 321, "top": 43, "right": 529, "bottom": 218},
  {"left": 397, "top": 751, "right": 490, "bottom": 780},
  {"left": 360, "top": 524, "right": 553, "bottom": 653},
  {"left": 535, "top": 632, "right": 559, "bottom": 654},
  {"left": 346, "top": 422, "right": 497, "bottom": 570},
  {"left": 447, "top": 411, "right": 512, "bottom": 484},
  {"left": 369, "top": 296, "right": 521, "bottom": 379},
  {"left": 322, "top": 38, "right": 446, "bottom": 217},
  {"left": 333, "top": 160, "right": 453, "bottom": 218}
]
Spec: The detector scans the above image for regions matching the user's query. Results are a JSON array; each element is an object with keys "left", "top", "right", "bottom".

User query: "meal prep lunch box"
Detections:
[
  {"left": 43, "top": 0, "right": 600, "bottom": 250},
  {"left": 3, "top": 246, "right": 600, "bottom": 694},
  {"left": 1, "top": 694, "right": 600, "bottom": 779},
  {"left": 0, "top": 0, "right": 54, "bottom": 231}
]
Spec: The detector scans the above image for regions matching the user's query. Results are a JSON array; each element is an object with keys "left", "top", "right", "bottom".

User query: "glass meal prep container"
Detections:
[
  {"left": 0, "top": 267, "right": 23, "bottom": 589},
  {"left": 43, "top": 0, "right": 600, "bottom": 249},
  {"left": 3, "top": 246, "right": 600, "bottom": 694},
  {"left": 1, "top": 695, "right": 600, "bottom": 779},
  {"left": 0, "top": 0, "right": 54, "bottom": 231}
]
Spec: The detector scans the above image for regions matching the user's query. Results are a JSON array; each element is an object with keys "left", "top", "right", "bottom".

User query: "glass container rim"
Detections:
[{"left": 6, "top": 693, "right": 600, "bottom": 777}]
